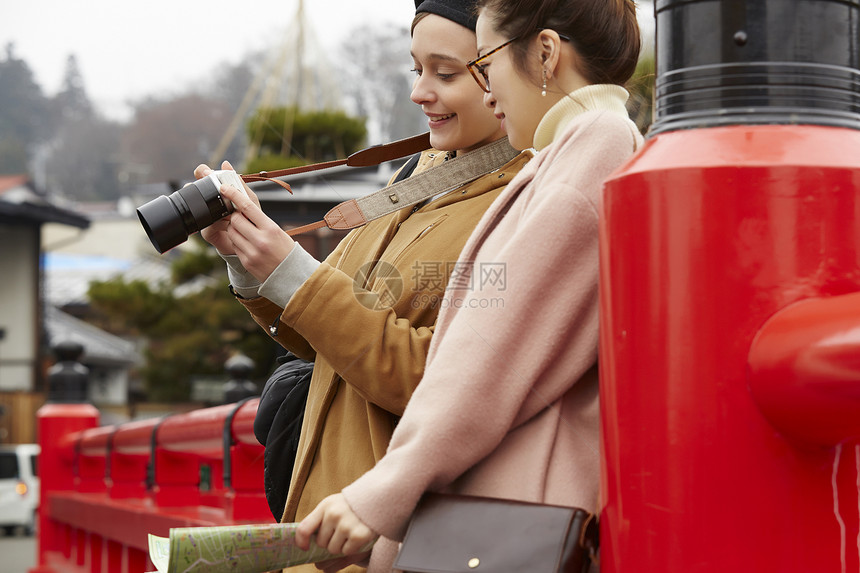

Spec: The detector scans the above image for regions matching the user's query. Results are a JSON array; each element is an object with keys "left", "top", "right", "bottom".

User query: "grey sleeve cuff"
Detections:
[
  {"left": 258, "top": 243, "right": 321, "bottom": 308},
  {"left": 221, "top": 254, "right": 262, "bottom": 299}
]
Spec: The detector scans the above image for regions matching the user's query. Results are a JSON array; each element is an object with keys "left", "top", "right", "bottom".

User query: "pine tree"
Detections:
[
  {"left": 0, "top": 43, "right": 51, "bottom": 174},
  {"left": 42, "top": 53, "right": 123, "bottom": 201},
  {"left": 54, "top": 55, "right": 93, "bottom": 121},
  {"left": 87, "top": 240, "right": 276, "bottom": 402},
  {"left": 244, "top": 107, "right": 367, "bottom": 173}
]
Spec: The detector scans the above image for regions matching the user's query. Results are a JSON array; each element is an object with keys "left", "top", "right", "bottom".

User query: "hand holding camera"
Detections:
[
  {"left": 137, "top": 160, "right": 295, "bottom": 281},
  {"left": 136, "top": 163, "right": 253, "bottom": 254},
  {"left": 217, "top": 181, "right": 297, "bottom": 282},
  {"left": 200, "top": 164, "right": 254, "bottom": 256}
]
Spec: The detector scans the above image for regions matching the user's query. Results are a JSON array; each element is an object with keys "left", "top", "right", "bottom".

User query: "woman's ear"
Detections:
[{"left": 536, "top": 29, "right": 563, "bottom": 79}]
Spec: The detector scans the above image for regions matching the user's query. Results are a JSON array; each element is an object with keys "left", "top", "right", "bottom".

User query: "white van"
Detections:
[{"left": 0, "top": 443, "right": 39, "bottom": 535}]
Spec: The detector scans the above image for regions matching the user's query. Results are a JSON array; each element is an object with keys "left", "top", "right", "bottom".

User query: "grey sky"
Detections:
[
  {"left": 0, "top": 0, "right": 416, "bottom": 118},
  {"left": 1, "top": 1, "right": 654, "bottom": 121}
]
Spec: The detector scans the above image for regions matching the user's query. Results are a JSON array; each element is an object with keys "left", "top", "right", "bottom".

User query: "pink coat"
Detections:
[{"left": 342, "top": 91, "right": 642, "bottom": 572}]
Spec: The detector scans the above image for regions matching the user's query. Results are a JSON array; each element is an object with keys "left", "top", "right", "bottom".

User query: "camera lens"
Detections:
[
  {"left": 137, "top": 195, "right": 187, "bottom": 254},
  {"left": 136, "top": 175, "right": 231, "bottom": 253}
]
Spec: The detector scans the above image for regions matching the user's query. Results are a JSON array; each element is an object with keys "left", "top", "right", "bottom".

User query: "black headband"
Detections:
[{"left": 415, "top": 0, "right": 479, "bottom": 31}]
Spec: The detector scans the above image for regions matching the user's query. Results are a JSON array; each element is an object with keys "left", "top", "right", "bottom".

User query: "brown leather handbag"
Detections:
[{"left": 393, "top": 493, "right": 598, "bottom": 573}]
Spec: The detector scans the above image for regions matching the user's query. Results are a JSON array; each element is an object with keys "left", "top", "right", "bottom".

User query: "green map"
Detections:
[{"left": 147, "top": 522, "right": 373, "bottom": 573}]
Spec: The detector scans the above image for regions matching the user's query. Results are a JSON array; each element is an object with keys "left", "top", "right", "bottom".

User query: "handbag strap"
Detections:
[
  {"left": 579, "top": 512, "right": 600, "bottom": 571},
  {"left": 240, "top": 134, "right": 519, "bottom": 237}
]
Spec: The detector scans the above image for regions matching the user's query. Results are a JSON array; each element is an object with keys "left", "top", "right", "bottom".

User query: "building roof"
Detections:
[
  {"left": 0, "top": 175, "right": 29, "bottom": 191},
  {"left": 43, "top": 253, "right": 135, "bottom": 308},
  {"left": 0, "top": 176, "right": 90, "bottom": 229},
  {"left": 43, "top": 252, "right": 215, "bottom": 308},
  {"left": 45, "top": 305, "right": 141, "bottom": 367}
]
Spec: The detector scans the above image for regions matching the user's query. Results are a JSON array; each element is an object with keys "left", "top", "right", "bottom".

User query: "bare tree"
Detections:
[
  {"left": 336, "top": 24, "right": 426, "bottom": 143},
  {"left": 122, "top": 94, "right": 233, "bottom": 184},
  {"left": 41, "top": 117, "right": 123, "bottom": 200}
]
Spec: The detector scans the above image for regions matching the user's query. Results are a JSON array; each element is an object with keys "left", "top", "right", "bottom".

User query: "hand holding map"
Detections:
[{"left": 146, "top": 522, "right": 374, "bottom": 573}]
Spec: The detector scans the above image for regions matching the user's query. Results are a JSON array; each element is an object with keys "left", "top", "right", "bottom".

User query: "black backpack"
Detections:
[{"left": 253, "top": 352, "right": 315, "bottom": 521}]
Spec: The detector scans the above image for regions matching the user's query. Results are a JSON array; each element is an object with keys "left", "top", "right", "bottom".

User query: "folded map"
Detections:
[{"left": 146, "top": 522, "right": 374, "bottom": 573}]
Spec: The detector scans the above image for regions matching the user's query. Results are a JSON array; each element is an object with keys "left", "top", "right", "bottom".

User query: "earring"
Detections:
[{"left": 541, "top": 69, "right": 547, "bottom": 97}]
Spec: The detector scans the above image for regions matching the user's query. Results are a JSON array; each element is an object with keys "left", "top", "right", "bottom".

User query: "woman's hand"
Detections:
[
  {"left": 196, "top": 161, "right": 237, "bottom": 255},
  {"left": 296, "top": 493, "right": 378, "bottom": 558},
  {"left": 195, "top": 160, "right": 296, "bottom": 282}
]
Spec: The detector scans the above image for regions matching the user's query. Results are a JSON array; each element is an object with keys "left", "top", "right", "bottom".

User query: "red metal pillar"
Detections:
[
  {"left": 600, "top": 122, "right": 860, "bottom": 572},
  {"left": 31, "top": 403, "right": 99, "bottom": 573},
  {"left": 599, "top": 2, "right": 860, "bottom": 570}
]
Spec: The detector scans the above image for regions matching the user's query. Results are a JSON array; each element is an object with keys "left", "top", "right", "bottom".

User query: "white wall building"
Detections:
[{"left": 0, "top": 175, "right": 89, "bottom": 392}]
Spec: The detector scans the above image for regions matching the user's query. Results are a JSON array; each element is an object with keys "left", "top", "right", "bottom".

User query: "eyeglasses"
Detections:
[
  {"left": 466, "top": 32, "right": 571, "bottom": 94},
  {"left": 467, "top": 37, "right": 518, "bottom": 93}
]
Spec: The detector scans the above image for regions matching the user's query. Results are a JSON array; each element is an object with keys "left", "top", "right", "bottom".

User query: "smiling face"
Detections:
[
  {"left": 410, "top": 14, "right": 506, "bottom": 154},
  {"left": 474, "top": 12, "right": 553, "bottom": 151}
]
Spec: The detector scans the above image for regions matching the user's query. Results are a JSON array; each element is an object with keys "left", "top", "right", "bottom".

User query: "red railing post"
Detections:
[
  {"left": 109, "top": 418, "right": 160, "bottom": 500},
  {"left": 224, "top": 399, "right": 269, "bottom": 521},
  {"left": 31, "top": 403, "right": 99, "bottom": 573},
  {"left": 77, "top": 426, "right": 114, "bottom": 493},
  {"left": 152, "top": 407, "right": 230, "bottom": 508}
]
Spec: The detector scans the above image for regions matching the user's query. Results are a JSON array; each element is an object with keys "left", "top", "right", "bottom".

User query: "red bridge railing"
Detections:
[{"left": 30, "top": 399, "right": 270, "bottom": 573}]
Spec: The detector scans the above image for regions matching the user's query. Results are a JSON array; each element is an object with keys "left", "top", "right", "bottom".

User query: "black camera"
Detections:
[{"left": 136, "top": 170, "right": 246, "bottom": 254}]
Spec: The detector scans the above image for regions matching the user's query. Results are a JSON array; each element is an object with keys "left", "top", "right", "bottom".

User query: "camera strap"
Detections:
[
  {"left": 240, "top": 132, "right": 431, "bottom": 188},
  {"left": 239, "top": 133, "right": 519, "bottom": 237}
]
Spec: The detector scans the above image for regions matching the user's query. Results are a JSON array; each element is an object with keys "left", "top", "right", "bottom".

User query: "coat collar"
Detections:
[{"left": 533, "top": 84, "right": 630, "bottom": 151}]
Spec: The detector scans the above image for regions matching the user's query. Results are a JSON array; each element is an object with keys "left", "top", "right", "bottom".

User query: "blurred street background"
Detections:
[
  {"left": 0, "top": 0, "right": 653, "bottom": 439},
  {"left": 1, "top": 530, "right": 35, "bottom": 573}
]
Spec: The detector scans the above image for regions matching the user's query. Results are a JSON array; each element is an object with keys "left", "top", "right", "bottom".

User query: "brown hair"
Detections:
[
  {"left": 411, "top": 11, "right": 430, "bottom": 35},
  {"left": 475, "top": 0, "right": 640, "bottom": 87}
]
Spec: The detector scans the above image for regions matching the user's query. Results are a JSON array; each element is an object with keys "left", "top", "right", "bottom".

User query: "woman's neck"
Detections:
[
  {"left": 532, "top": 84, "right": 631, "bottom": 151},
  {"left": 456, "top": 131, "right": 508, "bottom": 156}
]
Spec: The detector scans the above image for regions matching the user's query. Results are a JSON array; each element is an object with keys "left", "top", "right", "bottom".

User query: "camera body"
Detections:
[{"left": 137, "top": 170, "right": 247, "bottom": 254}]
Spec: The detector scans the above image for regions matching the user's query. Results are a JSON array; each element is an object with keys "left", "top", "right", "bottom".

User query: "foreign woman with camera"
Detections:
[
  {"left": 194, "top": 2, "right": 530, "bottom": 571},
  {"left": 294, "top": 0, "right": 643, "bottom": 571}
]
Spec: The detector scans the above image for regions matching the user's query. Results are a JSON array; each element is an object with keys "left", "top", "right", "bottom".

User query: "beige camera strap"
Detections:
[{"left": 240, "top": 134, "right": 519, "bottom": 237}]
